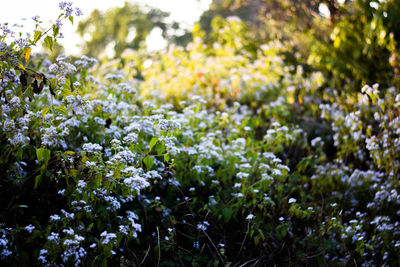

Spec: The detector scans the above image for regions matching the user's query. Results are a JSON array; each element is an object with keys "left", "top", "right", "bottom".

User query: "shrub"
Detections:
[{"left": 1, "top": 3, "right": 400, "bottom": 266}]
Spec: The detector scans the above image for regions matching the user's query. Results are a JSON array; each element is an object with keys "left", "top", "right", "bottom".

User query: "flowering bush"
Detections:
[{"left": 1, "top": 3, "right": 400, "bottom": 266}]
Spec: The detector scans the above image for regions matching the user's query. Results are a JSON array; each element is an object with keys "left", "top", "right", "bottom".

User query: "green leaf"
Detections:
[
  {"left": 34, "top": 31, "right": 42, "bottom": 42},
  {"left": 114, "top": 166, "right": 121, "bottom": 178},
  {"left": 17, "top": 147, "right": 23, "bottom": 160},
  {"left": 42, "top": 149, "right": 51, "bottom": 165},
  {"left": 50, "top": 78, "right": 57, "bottom": 90},
  {"left": 95, "top": 173, "right": 102, "bottom": 187},
  {"left": 149, "top": 137, "right": 158, "bottom": 152},
  {"left": 69, "top": 16, "right": 74, "bottom": 24},
  {"left": 44, "top": 36, "right": 54, "bottom": 51},
  {"left": 52, "top": 25, "right": 59, "bottom": 37},
  {"left": 280, "top": 227, "right": 287, "bottom": 238},
  {"left": 81, "top": 68, "right": 88, "bottom": 79},
  {"left": 257, "top": 229, "right": 265, "bottom": 241},
  {"left": 222, "top": 207, "right": 233, "bottom": 222},
  {"left": 64, "top": 78, "right": 71, "bottom": 90},
  {"left": 61, "top": 88, "right": 73, "bottom": 97},
  {"left": 36, "top": 148, "right": 44, "bottom": 162},
  {"left": 157, "top": 142, "right": 165, "bottom": 156},
  {"left": 143, "top": 156, "right": 154, "bottom": 170},
  {"left": 380, "top": 103, "right": 385, "bottom": 112},
  {"left": 34, "top": 175, "right": 41, "bottom": 189},
  {"left": 56, "top": 106, "right": 68, "bottom": 117},
  {"left": 42, "top": 107, "right": 50, "bottom": 120},
  {"left": 164, "top": 154, "right": 170, "bottom": 163},
  {"left": 37, "top": 147, "right": 51, "bottom": 165}
]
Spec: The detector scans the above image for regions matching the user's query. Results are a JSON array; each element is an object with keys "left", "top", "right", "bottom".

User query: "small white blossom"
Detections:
[
  {"left": 246, "top": 214, "right": 255, "bottom": 220},
  {"left": 25, "top": 224, "right": 35, "bottom": 233}
]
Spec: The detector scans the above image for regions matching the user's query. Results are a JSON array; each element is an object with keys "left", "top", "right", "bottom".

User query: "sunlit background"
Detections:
[{"left": 0, "top": 0, "right": 211, "bottom": 54}]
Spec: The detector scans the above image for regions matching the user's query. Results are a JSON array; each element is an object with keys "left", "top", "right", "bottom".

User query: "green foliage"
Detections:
[
  {"left": 309, "top": 0, "right": 400, "bottom": 92},
  {"left": 200, "top": 0, "right": 400, "bottom": 97},
  {"left": 1, "top": 1, "right": 400, "bottom": 266}
]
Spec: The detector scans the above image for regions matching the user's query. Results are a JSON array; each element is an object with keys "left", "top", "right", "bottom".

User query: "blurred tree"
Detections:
[
  {"left": 199, "top": 0, "right": 323, "bottom": 44},
  {"left": 42, "top": 42, "right": 65, "bottom": 62},
  {"left": 77, "top": 2, "right": 170, "bottom": 58},
  {"left": 199, "top": 0, "right": 400, "bottom": 92},
  {"left": 308, "top": 0, "right": 400, "bottom": 92}
]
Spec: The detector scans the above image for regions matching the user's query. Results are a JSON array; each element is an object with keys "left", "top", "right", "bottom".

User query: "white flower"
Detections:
[
  {"left": 50, "top": 214, "right": 61, "bottom": 221},
  {"left": 123, "top": 132, "right": 138, "bottom": 144},
  {"left": 77, "top": 180, "right": 86, "bottom": 189},
  {"left": 47, "top": 232, "right": 60, "bottom": 244},
  {"left": 100, "top": 231, "right": 117, "bottom": 245},
  {"left": 63, "top": 228, "right": 74, "bottom": 235},
  {"left": 9, "top": 132, "right": 30, "bottom": 146},
  {"left": 25, "top": 224, "right": 35, "bottom": 233},
  {"left": 236, "top": 172, "right": 249, "bottom": 179},
  {"left": 94, "top": 117, "right": 106, "bottom": 125},
  {"left": 197, "top": 221, "right": 209, "bottom": 231},
  {"left": 272, "top": 169, "right": 282, "bottom": 176},
  {"left": 246, "top": 214, "right": 255, "bottom": 220},
  {"left": 38, "top": 249, "right": 47, "bottom": 263},
  {"left": 311, "top": 137, "right": 322, "bottom": 147},
  {"left": 288, "top": 198, "right": 297, "bottom": 204},
  {"left": 61, "top": 209, "right": 75, "bottom": 219},
  {"left": 82, "top": 143, "right": 103, "bottom": 153},
  {"left": 233, "top": 183, "right": 242, "bottom": 188}
]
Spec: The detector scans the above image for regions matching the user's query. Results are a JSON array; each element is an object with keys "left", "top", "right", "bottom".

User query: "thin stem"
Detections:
[
  {"left": 139, "top": 245, "right": 151, "bottom": 265},
  {"left": 236, "top": 222, "right": 250, "bottom": 261},
  {"left": 156, "top": 226, "right": 161, "bottom": 267}
]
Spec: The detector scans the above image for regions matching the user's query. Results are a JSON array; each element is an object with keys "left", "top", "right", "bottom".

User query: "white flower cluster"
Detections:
[
  {"left": 0, "top": 228, "right": 12, "bottom": 259},
  {"left": 82, "top": 142, "right": 103, "bottom": 153}
]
